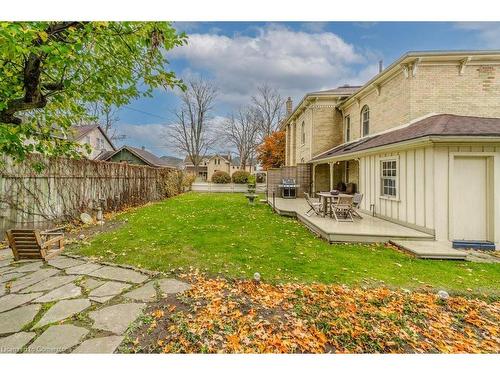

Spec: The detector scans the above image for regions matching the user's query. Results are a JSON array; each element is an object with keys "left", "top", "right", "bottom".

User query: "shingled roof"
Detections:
[{"left": 312, "top": 114, "right": 500, "bottom": 161}]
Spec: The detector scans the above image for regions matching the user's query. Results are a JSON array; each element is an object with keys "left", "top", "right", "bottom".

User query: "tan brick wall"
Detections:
[
  {"left": 314, "top": 163, "right": 330, "bottom": 193},
  {"left": 311, "top": 105, "right": 343, "bottom": 157},
  {"left": 295, "top": 109, "right": 311, "bottom": 164},
  {"left": 342, "top": 71, "right": 410, "bottom": 140},
  {"left": 409, "top": 63, "right": 500, "bottom": 119}
]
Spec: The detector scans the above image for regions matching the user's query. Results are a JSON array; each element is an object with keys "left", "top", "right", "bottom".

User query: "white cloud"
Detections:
[
  {"left": 455, "top": 22, "right": 500, "bottom": 48},
  {"left": 169, "top": 24, "right": 374, "bottom": 106}
]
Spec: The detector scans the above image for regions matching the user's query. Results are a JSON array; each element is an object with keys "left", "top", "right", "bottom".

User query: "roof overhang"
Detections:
[{"left": 312, "top": 135, "right": 500, "bottom": 163}]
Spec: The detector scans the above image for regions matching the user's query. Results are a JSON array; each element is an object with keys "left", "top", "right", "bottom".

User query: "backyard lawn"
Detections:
[{"left": 71, "top": 192, "right": 500, "bottom": 296}]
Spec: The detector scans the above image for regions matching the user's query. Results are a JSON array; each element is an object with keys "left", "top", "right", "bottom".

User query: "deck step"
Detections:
[{"left": 390, "top": 240, "right": 467, "bottom": 260}]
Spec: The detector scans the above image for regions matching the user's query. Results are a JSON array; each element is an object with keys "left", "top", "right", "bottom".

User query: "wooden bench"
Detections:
[{"left": 6, "top": 228, "right": 64, "bottom": 261}]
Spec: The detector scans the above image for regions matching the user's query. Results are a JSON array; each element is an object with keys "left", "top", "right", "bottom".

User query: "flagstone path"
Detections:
[{"left": 0, "top": 248, "right": 190, "bottom": 354}]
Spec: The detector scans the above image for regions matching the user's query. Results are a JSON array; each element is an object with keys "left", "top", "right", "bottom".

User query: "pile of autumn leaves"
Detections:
[{"left": 135, "top": 273, "right": 499, "bottom": 353}]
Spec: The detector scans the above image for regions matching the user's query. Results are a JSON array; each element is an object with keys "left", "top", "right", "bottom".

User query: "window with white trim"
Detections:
[
  {"left": 381, "top": 159, "right": 397, "bottom": 197},
  {"left": 301, "top": 121, "right": 305, "bottom": 145},
  {"left": 344, "top": 115, "right": 351, "bottom": 142},
  {"left": 361, "top": 105, "right": 370, "bottom": 137}
]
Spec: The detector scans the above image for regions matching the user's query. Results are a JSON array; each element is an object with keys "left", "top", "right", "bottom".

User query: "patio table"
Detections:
[{"left": 317, "top": 192, "right": 353, "bottom": 218}]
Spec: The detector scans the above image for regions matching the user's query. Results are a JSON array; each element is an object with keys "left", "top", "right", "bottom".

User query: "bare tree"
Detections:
[
  {"left": 251, "top": 83, "right": 286, "bottom": 140},
  {"left": 222, "top": 107, "right": 260, "bottom": 169},
  {"left": 88, "top": 102, "right": 126, "bottom": 141},
  {"left": 168, "top": 78, "right": 218, "bottom": 173}
]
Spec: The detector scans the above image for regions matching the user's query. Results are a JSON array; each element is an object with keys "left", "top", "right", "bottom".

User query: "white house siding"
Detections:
[
  {"left": 358, "top": 145, "right": 434, "bottom": 233},
  {"left": 358, "top": 143, "right": 500, "bottom": 247}
]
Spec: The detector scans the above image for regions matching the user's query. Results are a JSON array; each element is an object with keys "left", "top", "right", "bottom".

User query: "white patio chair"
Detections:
[
  {"left": 304, "top": 192, "right": 323, "bottom": 217},
  {"left": 331, "top": 196, "right": 354, "bottom": 222},
  {"left": 350, "top": 193, "right": 364, "bottom": 219}
]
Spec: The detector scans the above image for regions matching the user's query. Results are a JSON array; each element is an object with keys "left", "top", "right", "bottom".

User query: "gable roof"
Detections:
[
  {"left": 280, "top": 85, "right": 360, "bottom": 129},
  {"left": 103, "top": 145, "right": 176, "bottom": 168},
  {"left": 160, "top": 155, "right": 184, "bottom": 168},
  {"left": 312, "top": 114, "right": 500, "bottom": 161},
  {"left": 69, "top": 124, "right": 116, "bottom": 150}
]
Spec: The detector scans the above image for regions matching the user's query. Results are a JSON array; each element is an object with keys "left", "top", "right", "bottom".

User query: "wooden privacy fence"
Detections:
[{"left": 0, "top": 155, "right": 181, "bottom": 235}]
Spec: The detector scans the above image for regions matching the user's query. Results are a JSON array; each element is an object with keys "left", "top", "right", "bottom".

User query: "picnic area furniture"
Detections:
[
  {"left": 317, "top": 192, "right": 353, "bottom": 218},
  {"left": 350, "top": 193, "right": 364, "bottom": 219},
  {"left": 304, "top": 192, "right": 323, "bottom": 216},
  {"left": 331, "top": 195, "right": 354, "bottom": 222},
  {"left": 6, "top": 228, "right": 65, "bottom": 261}
]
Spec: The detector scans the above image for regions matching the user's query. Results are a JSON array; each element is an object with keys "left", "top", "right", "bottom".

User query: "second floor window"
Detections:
[
  {"left": 344, "top": 116, "right": 351, "bottom": 142},
  {"left": 361, "top": 105, "right": 370, "bottom": 137},
  {"left": 301, "top": 121, "right": 305, "bottom": 145}
]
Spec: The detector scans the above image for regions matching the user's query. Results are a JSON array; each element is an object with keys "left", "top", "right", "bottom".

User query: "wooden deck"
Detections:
[{"left": 268, "top": 197, "right": 433, "bottom": 243}]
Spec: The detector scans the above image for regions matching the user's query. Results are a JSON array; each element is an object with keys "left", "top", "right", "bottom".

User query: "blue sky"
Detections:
[{"left": 114, "top": 22, "right": 500, "bottom": 157}]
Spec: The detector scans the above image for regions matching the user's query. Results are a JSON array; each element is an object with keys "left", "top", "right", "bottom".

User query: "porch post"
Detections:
[{"left": 329, "top": 162, "right": 334, "bottom": 190}]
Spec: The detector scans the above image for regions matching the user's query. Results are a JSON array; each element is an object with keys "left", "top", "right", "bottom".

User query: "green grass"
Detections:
[{"left": 71, "top": 192, "right": 500, "bottom": 296}]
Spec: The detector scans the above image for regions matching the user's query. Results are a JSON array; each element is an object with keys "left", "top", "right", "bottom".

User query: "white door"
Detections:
[{"left": 452, "top": 156, "right": 489, "bottom": 241}]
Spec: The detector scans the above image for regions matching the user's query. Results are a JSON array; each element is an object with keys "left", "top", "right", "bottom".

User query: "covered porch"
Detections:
[{"left": 312, "top": 159, "right": 359, "bottom": 195}]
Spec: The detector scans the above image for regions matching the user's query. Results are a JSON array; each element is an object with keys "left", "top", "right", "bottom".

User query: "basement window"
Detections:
[{"left": 381, "top": 159, "right": 397, "bottom": 197}]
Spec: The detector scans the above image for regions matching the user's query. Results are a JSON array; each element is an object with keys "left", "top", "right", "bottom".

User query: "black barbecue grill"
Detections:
[{"left": 278, "top": 178, "right": 299, "bottom": 199}]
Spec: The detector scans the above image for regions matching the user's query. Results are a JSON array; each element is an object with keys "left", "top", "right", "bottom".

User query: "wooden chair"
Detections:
[
  {"left": 350, "top": 193, "right": 364, "bottom": 219},
  {"left": 304, "top": 192, "right": 323, "bottom": 217},
  {"left": 6, "top": 228, "right": 64, "bottom": 261},
  {"left": 331, "top": 196, "right": 354, "bottom": 222}
]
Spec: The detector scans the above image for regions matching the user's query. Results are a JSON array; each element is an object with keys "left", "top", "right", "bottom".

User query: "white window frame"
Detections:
[
  {"left": 380, "top": 157, "right": 398, "bottom": 199},
  {"left": 344, "top": 115, "right": 351, "bottom": 142},
  {"left": 361, "top": 106, "right": 370, "bottom": 137}
]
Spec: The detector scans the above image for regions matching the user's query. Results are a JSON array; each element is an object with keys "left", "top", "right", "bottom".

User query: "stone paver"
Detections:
[
  {"left": 10, "top": 268, "right": 59, "bottom": 293},
  {"left": 0, "top": 292, "right": 43, "bottom": 313},
  {"left": 123, "top": 281, "right": 158, "bottom": 302},
  {"left": 0, "top": 260, "right": 13, "bottom": 268},
  {"left": 11, "top": 261, "right": 43, "bottom": 273},
  {"left": 0, "top": 304, "right": 41, "bottom": 334},
  {"left": 65, "top": 263, "right": 103, "bottom": 276},
  {"left": 34, "top": 299, "right": 91, "bottom": 328},
  {"left": 0, "top": 249, "right": 13, "bottom": 261},
  {"left": 0, "top": 332, "right": 36, "bottom": 353},
  {"left": 0, "top": 272, "right": 25, "bottom": 283},
  {"left": 89, "top": 303, "right": 145, "bottom": 334},
  {"left": 27, "top": 324, "right": 88, "bottom": 353},
  {"left": 89, "top": 266, "right": 148, "bottom": 284},
  {"left": 72, "top": 335, "right": 124, "bottom": 353},
  {"left": 82, "top": 278, "right": 105, "bottom": 291},
  {"left": 47, "top": 257, "right": 86, "bottom": 269},
  {"left": 34, "top": 283, "right": 82, "bottom": 303},
  {"left": 158, "top": 278, "right": 191, "bottom": 296},
  {"left": 89, "top": 281, "right": 131, "bottom": 303},
  {"left": 20, "top": 275, "right": 77, "bottom": 293},
  {"left": 0, "top": 284, "right": 5, "bottom": 297},
  {"left": 0, "top": 266, "right": 15, "bottom": 274}
]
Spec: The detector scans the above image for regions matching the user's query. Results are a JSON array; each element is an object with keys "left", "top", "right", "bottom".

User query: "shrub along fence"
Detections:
[{"left": 0, "top": 155, "right": 185, "bottom": 235}]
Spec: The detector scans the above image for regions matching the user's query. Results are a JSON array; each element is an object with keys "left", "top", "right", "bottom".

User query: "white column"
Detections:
[{"left": 329, "top": 162, "right": 334, "bottom": 190}]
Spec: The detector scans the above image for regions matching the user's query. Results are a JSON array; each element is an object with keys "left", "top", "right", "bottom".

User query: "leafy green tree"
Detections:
[{"left": 0, "top": 22, "right": 186, "bottom": 162}]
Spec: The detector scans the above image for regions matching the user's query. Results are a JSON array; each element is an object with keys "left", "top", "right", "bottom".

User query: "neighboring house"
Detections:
[
  {"left": 160, "top": 155, "right": 184, "bottom": 169},
  {"left": 69, "top": 124, "right": 116, "bottom": 159},
  {"left": 281, "top": 50, "right": 500, "bottom": 248},
  {"left": 99, "top": 145, "right": 177, "bottom": 169},
  {"left": 184, "top": 154, "right": 255, "bottom": 181}
]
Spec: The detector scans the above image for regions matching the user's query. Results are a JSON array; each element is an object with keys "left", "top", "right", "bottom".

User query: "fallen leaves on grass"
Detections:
[{"left": 136, "top": 274, "right": 500, "bottom": 354}]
